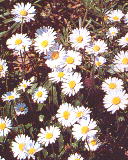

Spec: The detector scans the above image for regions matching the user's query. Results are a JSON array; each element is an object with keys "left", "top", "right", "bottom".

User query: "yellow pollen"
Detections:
[
  {"left": 81, "top": 126, "right": 89, "bottom": 134},
  {"left": 20, "top": 10, "right": 28, "bottom": 16},
  {"left": 75, "top": 159, "right": 80, "bottom": 160},
  {"left": 63, "top": 111, "right": 70, "bottom": 120},
  {"left": 76, "top": 111, "right": 83, "bottom": 118},
  {"left": 69, "top": 81, "right": 76, "bottom": 89},
  {"left": 122, "top": 58, "right": 128, "bottom": 65},
  {"left": 36, "top": 91, "right": 43, "bottom": 98},
  {"left": 28, "top": 148, "right": 36, "bottom": 155},
  {"left": 45, "top": 132, "right": 53, "bottom": 139},
  {"left": 93, "top": 45, "right": 100, "bottom": 52},
  {"left": 90, "top": 139, "right": 97, "bottom": 146},
  {"left": 66, "top": 57, "right": 74, "bottom": 64},
  {"left": 111, "top": 32, "right": 115, "bottom": 35},
  {"left": 19, "top": 143, "right": 25, "bottom": 151},
  {"left": 41, "top": 40, "right": 48, "bottom": 48},
  {"left": 0, "top": 123, "right": 6, "bottom": 130},
  {"left": 58, "top": 72, "right": 64, "bottom": 78},
  {"left": 22, "top": 84, "right": 27, "bottom": 88},
  {"left": 125, "top": 37, "right": 128, "bottom": 42},
  {"left": 95, "top": 61, "right": 101, "bottom": 67},
  {"left": 112, "top": 97, "right": 121, "bottom": 105},
  {"left": 76, "top": 36, "right": 83, "bottom": 43},
  {"left": 113, "top": 16, "right": 119, "bottom": 21},
  {"left": 15, "top": 39, "right": 22, "bottom": 45},
  {"left": 0, "top": 65, "right": 3, "bottom": 72},
  {"left": 51, "top": 51, "right": 59, "bottom": 60},
  {"left": 20, "top": 107, "right": 24, "bottom": 112},
  {"left": 109, "top": 83, "right": 117, "bottom": 89},
  {"left": 8, "top": 95, "right": 14, "bottom": 100}
]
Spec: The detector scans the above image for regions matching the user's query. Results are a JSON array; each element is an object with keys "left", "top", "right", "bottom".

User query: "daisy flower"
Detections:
[
  {"left": 56, "top": 103, "right": 76, "bottom": 127},
  {"left": 0, "top": 117, "right": 12, "bottom": 136},
  {"left": 69, "top": 27, "right": 91, "bottom": 50},
  {"left": 45, "top": 43, "right": 66, "bottom": 69},
  {"left": 107, "top": 9, "right": 124, "bottom": 22},
  {"left": 0, "top": 59, "right": 8, "bottom": 78},
  {"left": 61, "top": 72, "right": 83, "bottom": 96},
  {"left": 37, "top": 126, "right": 60, "bottom": 146},
  {"left": 118, "top": 33, "right": 128, "bottom": 47},
  {"left": 12, "top": 134, "right": 32, "bottom": 160},
  {"left": 14, "top": 103, "right": 28, "bottom": 116},
  {"left": 85, "top": 136, "right": 101, "bottom": 151},
  {"left": 103, "top": 90, "right": 128, "bottom": 114},
  {"left": 34, "top": 27, "right": 57, "bottom": 54},
  {"left": 106, "top": 27, "right": 119, "bottom": 39},
  {"left": 95, "top": 56, "right": 106, "bottom": 68},
  {"left": 2, "top": 90, "right": 20, "bottom": 102},
  {"left": 86, "top": 40, "right": 108, "bottom": 55},
  {"left": 124, "top": 12, "right": 128, "bottom": 24},
  {"left": 6, "top": 33, "right": 32, "bottom": 53},
  {"left": 113, "top": 51, "right": 128, "bottom": 72},
  {"left": 26, "top": 140, "right": 42, "bottom": 159},
  {"left": 11, "top": 2, "right": 36, "bottom": 23},
  {"left": 72, "top": 119, "right": 98, "bottom": 141},
  {"left": 102, "top": 77, "right": 124, "bottom": 93},
  {"left": 68, "top": 153, "right": 84, "bottom": 160},
  {"left": 60, "top": 50, "right": 82, "bottom": 71},
  {"left": 18, "top": 79, "right": 32, "bottom": 92},
  {"left": 32, "top": 86, "right": 48, "bottom": 103}
]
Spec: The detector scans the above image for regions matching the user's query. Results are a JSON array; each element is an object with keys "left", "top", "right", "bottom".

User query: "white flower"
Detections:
[
  {"left": 61, "top": 72, "right": 83, "bottom": 96},
  {"left": 102, "top": 77, "right": 124, "bottom": 93},
  {"left": 60, "top": 50, "right": 82, "bottom": 71},
  {"left": 0, "top": 156, "right": 5, "bottom": 160},
  {"left": 32, "top": 86, "right": 48, "bottom": 103},
  {"left": 34, "top": 27, "right": 57, "bottom": 54},
  {"left": 68, "top": 153, "right": 84, "bottom": 160},
  {"left": 72, "top": 119, "right": 98, "bottom": 141},
  {"left": 14, "top": 103, "right": 28, "bottom": 116},
  {"left": 69, "top": 27, "right": 91, "bottom": 50},
  {"left": 0, "top": 59, "right": 8, "bottom": 78},
  {"left": 107, "top": 10, "right": 124, "bottom": 22},
  {"left": 12, "top": 134, "right": 32, "bottom": 160},
  {"left": 95, "top": 56, "right": 106, "bottom": 67},
  {"left": 38, "top": 126, "right": 60, "bottom": 147},
  {"left": 56, "top": 103, "right": 76, "bottom": 127},
  {"left": 113, "top": 51, "right": 128, "bottom": 72},
  {"left": 45, "top": 43, "right": 66, "bottom": 69},
  {"left": 107, "top": 27, "right": 119, "bottom": 38},
  {"left": 25, "top": 140, "right": 42, "bottom": 159},
  {"left": 103, "top": 90, "right": 128, "bottom": 114},
  {"left": 85, "top": 136, "right": 101, "bottom": 151},
  {"left": 11, "top": 2, "right": 36, "bottom": 23},
  {"left": 118, "top": 33, "right": 128, "bottom": 47},
  {"left": 6, "top": 33, "right": 32, "bottom": 53},
  {"left": 18, "top": 79, "right": 32, "bottom": 92},
  {"left": 2, "top": 90, "right": 20, "bottom": 102},
  {"left": 124, "top": 12, "right": 128, "bottom": 24},
  {"left": 0, "top": 117, "right": 12, "bottom": 137}
]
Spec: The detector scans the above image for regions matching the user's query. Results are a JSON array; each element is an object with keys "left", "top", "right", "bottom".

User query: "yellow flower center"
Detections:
[
  {"left": 8, "top": 95, "right": 15, "bottom": 100},
  {"left": 69, "top": 81, "right": 76, "bottom": 89},
  {"left": 104, "top": 15, "right": 108, "bottom": 21},
  {"left": 66, "top": 57, "right": 74, "bottom": 64},
  {"left": 122, "top": 58, "right": 128, "bottom": 65},
  {"left": 19, "top": 143, "right": 25, "bottom": 151},
  {"left": 36, "top": 91, "right": 43, "bottom": 98},
  {"left": 28, "top": 148, "right": 36, "bottom": 155},
  {"left": 112, "top": 97, "right": 121, "bottom": 105},
  {"left": 93, "top": 45, "right": 100, "bottom": 52},
  {"left": 76, "top": 111, "right": 83, "bottom": 118},
  {"left": 109, "top": 83, "right": 117, "bottom": 89},
  {"left": 76, "top": 36, "right": 83, "bottom": 43},
  {"left": 41, "top": 40, "right": 48, "bottom": 48},
  {"left": 125, "top": 37, "right": 128, "bottom": 42},
  {"left": 58, "top": 72, "right": 64, "bottom": 78},
  {"left": 95, "top": 61, "right": 101, "bottom": 67},
  {"left": 20, "top": 107, "right": 24, "bottom": 112},
  {"left": 45, "top": 132, "right": 53, "bottom": 139},
  {"left": 75, "top": 159, "right": 80, "bottom": 160},
  {"left": 51, "top": 51, "right": 59, "bottom": 60},
  {"left": 15, "top": 39, "right": 22, "bottom": 45},
  {"left": 81, "top": 126, "right": 89, "bottom": 134},
  {"left": 111, "top": 32, "right": 115, "bottom": 35},
  {"left": 22, "top": 84, "right": 27, "bottom": 88},
  {"left": 90, "top": 139, "right": 97, "bottom": 146},
  {"left": 20, "top": 10, "right": 28, "bottom": 16},
  {"left": 0, "top": 123, "right": 6, "bottom": 130},
  {"left": 63, "top": 111, "right": 70, "bottom": 120},
  {"left": 0, "top": 65, "right": 3, "bottom": 72},
  {"left": 113, "top": 16, "right": 119, "bottom": 21}
]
